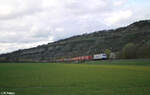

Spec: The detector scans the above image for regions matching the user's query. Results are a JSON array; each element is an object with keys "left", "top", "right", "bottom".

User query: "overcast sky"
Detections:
[{"left": 0, "top": 0, "right": 150, "bottom": 54}]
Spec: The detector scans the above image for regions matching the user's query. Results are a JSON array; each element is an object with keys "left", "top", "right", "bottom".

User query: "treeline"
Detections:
[{"left": 116, "top": 41, "right": 150, "bottom": 59}]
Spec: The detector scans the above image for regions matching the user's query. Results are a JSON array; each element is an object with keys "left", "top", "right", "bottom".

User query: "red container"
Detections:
[{"left": 69, "top": 55, "right": 93, "bottom": 62}]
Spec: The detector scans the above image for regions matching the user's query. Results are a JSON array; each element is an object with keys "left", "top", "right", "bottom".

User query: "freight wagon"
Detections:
[{"left": 56, "top": 53, "right": 107, "bottom": 62}]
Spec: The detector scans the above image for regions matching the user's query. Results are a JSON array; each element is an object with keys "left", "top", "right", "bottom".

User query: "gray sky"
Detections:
[{"left": 0, "top": 0, "right": 150, "bottom": 54}]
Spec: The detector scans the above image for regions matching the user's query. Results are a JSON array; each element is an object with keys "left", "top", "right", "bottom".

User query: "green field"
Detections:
[{"left": 0, "top": 59, "right": 150, "bottom": 95}]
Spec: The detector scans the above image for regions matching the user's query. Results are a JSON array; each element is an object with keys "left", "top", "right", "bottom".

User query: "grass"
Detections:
[{"left": 0, "top": 59, "right": 150, "bottom": 95}]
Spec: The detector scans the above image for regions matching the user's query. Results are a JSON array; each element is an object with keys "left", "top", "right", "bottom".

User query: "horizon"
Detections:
[{"left": 0, "top": 0, "right": 150, "bottom": 54}]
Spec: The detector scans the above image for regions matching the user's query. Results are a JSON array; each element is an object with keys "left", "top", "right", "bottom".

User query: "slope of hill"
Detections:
[{"left": 0, "top": 20, "right": 150, "bottom": 62}]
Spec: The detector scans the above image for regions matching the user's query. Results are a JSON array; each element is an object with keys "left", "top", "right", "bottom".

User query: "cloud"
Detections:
[
  {"left": 0, "top": 0, "right": 150, "bottom": 54},
  {"left": 0, "top": 0, "right": 43, "bottom": 20},
  {"left": 113, "top": 0, "right": 127, "bottom": 6},
  {"left": 0, "top": 41, "right": 49, "bottom": 54},
  {"left": 104, "top": 10, "right": 132, "bottom": 26}
]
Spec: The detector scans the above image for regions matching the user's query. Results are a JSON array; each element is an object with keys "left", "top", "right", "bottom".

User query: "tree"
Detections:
[
  {"left": 122, "top": 43, "right": 137, "bottom": 59},
  {"left": 104, "top": 49, "right": 111, "bottom": 58},
  {"left": 137, "top": 40, "right": 150, "bottom": 58}
]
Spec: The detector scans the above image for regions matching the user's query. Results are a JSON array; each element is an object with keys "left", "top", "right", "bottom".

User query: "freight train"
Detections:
[{"left": 57, "top": 53, "right": 107, "bottom": 62}]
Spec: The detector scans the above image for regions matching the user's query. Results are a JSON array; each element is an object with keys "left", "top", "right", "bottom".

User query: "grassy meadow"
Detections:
[{"left": 0, "top": 59, "right": 150, "bottom": 95}]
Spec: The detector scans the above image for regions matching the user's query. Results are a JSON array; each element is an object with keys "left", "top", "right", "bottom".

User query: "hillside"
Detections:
[{"left": 0, "top": 20, "right": 150, "bottom": 62}]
